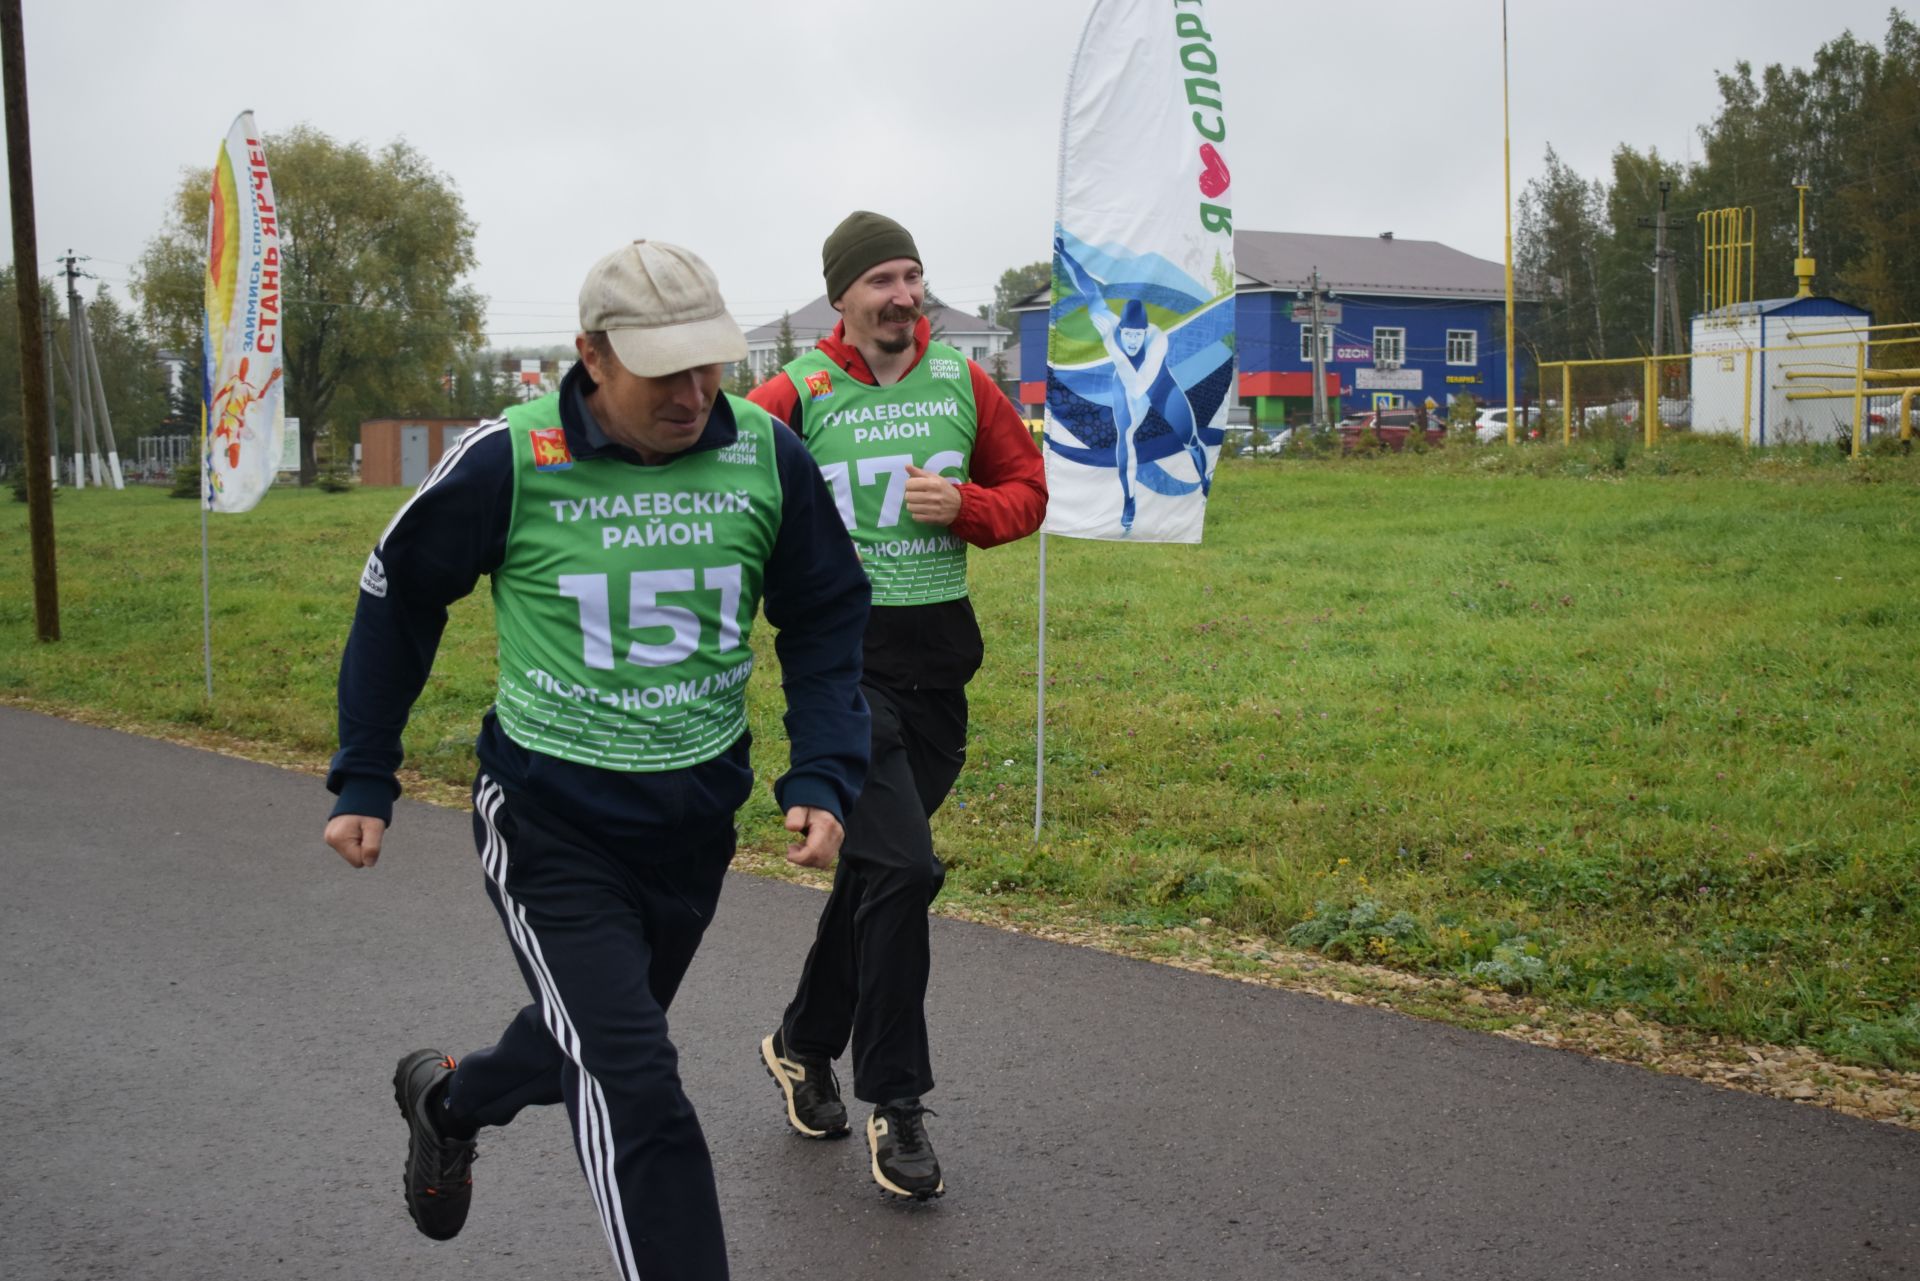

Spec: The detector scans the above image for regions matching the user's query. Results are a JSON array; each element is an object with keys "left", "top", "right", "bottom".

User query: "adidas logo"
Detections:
[{"left": 360, "top": 551, "right": 388, "bottom": 598}]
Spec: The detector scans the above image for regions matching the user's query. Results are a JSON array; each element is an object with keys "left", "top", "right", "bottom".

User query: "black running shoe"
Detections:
[
  {"left": 868, "top": 1099, "right": 943, "bottom": 1200},
  {"left": 392, "top": 1049, "right": 478, "bottom": 1240},
  {"left": 760, "top": 1028, "right": 850, "bottom": 1139}
]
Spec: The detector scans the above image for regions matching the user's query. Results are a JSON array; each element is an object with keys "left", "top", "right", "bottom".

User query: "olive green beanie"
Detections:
[{"left": 822, "top": 211, "right": 921, "bottom": 303}]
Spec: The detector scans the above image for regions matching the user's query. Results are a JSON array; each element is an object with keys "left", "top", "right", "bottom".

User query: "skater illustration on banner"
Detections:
[{"left": 1044, "top": 228, "right": 1233, "bottom": 540}]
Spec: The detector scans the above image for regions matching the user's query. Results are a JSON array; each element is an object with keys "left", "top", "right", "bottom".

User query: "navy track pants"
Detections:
[
  {"left": 781, "top": 684, "right": 965, "bottom": 1103},
  {"left": 442, "top": 773, "right": 732, "bottom": 1281}
]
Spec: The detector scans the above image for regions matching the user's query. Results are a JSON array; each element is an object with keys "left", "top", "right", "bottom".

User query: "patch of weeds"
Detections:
[
  {"left": 1465, "top": 851, "right": 1622, "bottom": 907},
  {"left": 948, "top": 842, "right": 1078, "bottom": 899},
  {"left": 1823, "top": 1003, "right": 1920, "bottom": 1070},
  {"left": 1468, "top": 933, "right": 1567, "bottom": 993},
  {"left": 1145, "top": 860, "right": 1276, "bottom": 918},
  {"left": 1287, "top": 897, "right": 1427, "bottom": 962},
  {"left": 1569, "top": 951, "right": 1685, "bottom": 1013}
]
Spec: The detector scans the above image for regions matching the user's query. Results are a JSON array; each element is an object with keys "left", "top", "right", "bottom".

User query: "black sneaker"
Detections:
[
  {"left": 867, "top": 1099, "right": 943, "bottom": 1200},
  {"left": 392, "top": 1049, "right": 478, "bottom": 1240},
  {"left": 760, "top": 1029, "right": 850, "bottom": 1138}
]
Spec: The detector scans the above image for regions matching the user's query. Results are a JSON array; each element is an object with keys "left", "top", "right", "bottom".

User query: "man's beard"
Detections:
[{"left": 873, "top": 303, "right": 920, "bottom": 353}]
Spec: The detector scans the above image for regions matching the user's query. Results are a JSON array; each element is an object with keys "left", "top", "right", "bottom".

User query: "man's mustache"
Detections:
[{"left": 878, "top": 304, "right": 921, "bottom": 324}]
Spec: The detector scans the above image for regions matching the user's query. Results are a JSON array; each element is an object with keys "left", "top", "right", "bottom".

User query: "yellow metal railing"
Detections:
[
  {"left": 1536, "top": 356, "right": 1662, "bottom": 447},
  {"left": 1536, "top": 338, "right": 1915, "bottom": 456},
  {"left": 1698, "top": 207, "right": 1757, "bottom": 323}
]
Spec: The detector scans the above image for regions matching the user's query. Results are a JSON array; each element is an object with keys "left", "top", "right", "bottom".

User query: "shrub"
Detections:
[
  {"left": 1287, "top": 897, "right": 1428, "bottom": 962},
  {"left": 1468, "top": 935, "right": 1566, "bottom": 993},
  {"left": 1290, "top": 426, "right": 1337, "bottom": 459},
  {"left": 1447, "top": 395, "right": 1479, "bottom": 446}
]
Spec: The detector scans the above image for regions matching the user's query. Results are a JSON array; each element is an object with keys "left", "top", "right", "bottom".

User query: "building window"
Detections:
[
  {"left": 1447, "top": 329, "right": 1477, "bottom": 365},
  {"left": 1373, "top": 327, "right": 1405, "bottom": 365},
  {"left": 1298, "top": 324, "right": 1332, "bottom": 363}
]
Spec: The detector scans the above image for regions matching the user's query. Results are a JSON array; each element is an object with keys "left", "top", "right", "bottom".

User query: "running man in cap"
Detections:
[
  {"left": 749, "top": 212, "right": 1046, "bottom": 1199},
  {"left": 325, "top": 239, "right": 871, "bottom": 1280}
]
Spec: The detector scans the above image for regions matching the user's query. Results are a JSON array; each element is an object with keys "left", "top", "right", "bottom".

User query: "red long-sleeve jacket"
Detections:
[
  {"left": 750, "top": 315, "right": 1047, "bottom": 691},
  {"left": 748, "top": 316, "right": 1048, "bottom": 549}
]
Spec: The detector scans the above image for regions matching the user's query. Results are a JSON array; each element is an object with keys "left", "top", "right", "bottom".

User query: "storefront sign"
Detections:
[{"left": 1356, "top": 367, "right": 1422, "bottom": 390}]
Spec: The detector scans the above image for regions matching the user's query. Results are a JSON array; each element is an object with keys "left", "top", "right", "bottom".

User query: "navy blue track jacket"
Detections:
[{"left": 326, "top": 364, "right": 871, "bottom": 846}]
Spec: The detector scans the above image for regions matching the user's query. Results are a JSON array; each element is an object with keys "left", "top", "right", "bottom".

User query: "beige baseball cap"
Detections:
[{"left": 578, "top": 240, "right": 748, "bottom": 377}]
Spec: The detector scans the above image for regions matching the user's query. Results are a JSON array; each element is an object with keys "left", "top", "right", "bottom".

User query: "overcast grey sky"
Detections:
[{"left": 5, "top": 0, "right": 1908, "bottom": 344}]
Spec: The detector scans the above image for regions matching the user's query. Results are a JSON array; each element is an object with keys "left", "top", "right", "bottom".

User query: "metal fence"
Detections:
[{"left": 1538, "top": 321, "right": 1920, "bottom": 456}]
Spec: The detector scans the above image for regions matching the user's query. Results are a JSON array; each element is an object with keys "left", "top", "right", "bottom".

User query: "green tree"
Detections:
[
  {"left": 1500, "top": 11, "right": 1920, "bottom": 369},
  {"left": 774, "top": 311, "right": 798, "bottom": 367},
  {"left": 132, "top": 125, "right": 484, "bottom": 483},
  {"left": 1687, "top": 13, "right": 1919, "bottom": 324},
  {"left": 0, "top": 269, "right": 168, "bottom": 468},
  {"left": 1823, "top": 14, "right": 1920, "bottom": 353},
  {"left": 165, "top": 367, "right": 199, "bottom": 434},
  {"left": 1587, "top": 145, "right": 1698, "bottom": 360},
  {"left": 991, "top": 260, "right": 1051, "bottom": 346},
  {"left": 445, "top": 353, "right": 500, "bottom": 418},
  {"left": 1515, "top": 146, "right": 1608, "bottom": 361},
  {"left": 725, "top": 359, "right": 759, "bottom": 398},
  {"left": 82, "top": 286, "right": 171, "bottom": 444}
]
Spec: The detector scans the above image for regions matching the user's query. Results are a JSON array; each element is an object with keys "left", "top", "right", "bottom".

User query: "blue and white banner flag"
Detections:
[{"left": 1044, "top": 0, "right": 1235, "bottom": 543}]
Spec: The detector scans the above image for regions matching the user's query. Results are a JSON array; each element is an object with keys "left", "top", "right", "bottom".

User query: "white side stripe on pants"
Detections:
[{"left": 475, "top": 775, "right": 641, "bottom": 1281}]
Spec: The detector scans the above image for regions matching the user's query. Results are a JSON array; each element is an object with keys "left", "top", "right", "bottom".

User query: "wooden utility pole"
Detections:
[
  {"left": 3, "top": 0, "right": 58, "bottom": 640},
  {"left": 1309, "top": 266, "right": 1329, "bottom": 433}
]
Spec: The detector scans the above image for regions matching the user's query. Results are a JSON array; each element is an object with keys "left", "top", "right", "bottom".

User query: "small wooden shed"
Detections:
[{"left": 359, "top": 418, "right": 486, "bottom": 487}]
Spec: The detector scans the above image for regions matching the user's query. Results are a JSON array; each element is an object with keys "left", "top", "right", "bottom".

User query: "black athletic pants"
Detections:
[
  {"left": 781, "top": 683, "right": 966, "bottom": 1103},
  {"left": 442, "top": 773, "right": 733, "bottom": 1281}
]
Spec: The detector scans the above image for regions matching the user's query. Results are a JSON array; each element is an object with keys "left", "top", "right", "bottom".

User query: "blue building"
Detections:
[{"left": 1018, "top": 229, "right": 1535, "bottom": 426}]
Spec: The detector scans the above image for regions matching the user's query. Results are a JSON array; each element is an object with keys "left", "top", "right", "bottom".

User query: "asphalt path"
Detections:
[{"left": 3, "top": 705, "right": 1917, "bottom": 1280}]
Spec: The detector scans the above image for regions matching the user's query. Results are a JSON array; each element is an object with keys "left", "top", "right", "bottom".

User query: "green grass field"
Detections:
[{"left": 4, "top": 433, "right": 1918, "bottom": 1067}]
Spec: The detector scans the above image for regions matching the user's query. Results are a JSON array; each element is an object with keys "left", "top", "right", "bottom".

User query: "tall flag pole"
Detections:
[
  {"left": 1035, "top": 0, "right": 1236, "bottom": 833},
  {"left": 200, "top": 111, "right": 285, "bottom": 696},
  {"left": 1502, "top": 0, "right": 1517, "bottom": 445}
]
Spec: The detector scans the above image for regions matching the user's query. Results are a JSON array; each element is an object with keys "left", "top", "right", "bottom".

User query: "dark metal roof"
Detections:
[
  {"left": 743, "top": 295, "right": 1008, "bottom": 343},
  {"left": 1235, "top": 230, "right": 1516, "bottom": 299},
  {"left": 1011, "top": 230, "right": 1531, "bottom": 309}
]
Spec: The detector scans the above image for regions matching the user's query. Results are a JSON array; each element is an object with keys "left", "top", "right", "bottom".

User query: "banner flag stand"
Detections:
[
  {"left": 1034, "top": 0, "right": 1236, "bottom": 835},
  {"left": 199, "top": 110, "right": 285, "bottom": 697}
]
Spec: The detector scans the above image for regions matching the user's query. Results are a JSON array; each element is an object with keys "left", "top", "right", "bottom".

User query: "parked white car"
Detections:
[
  {"left": 1248, "top": 427, "right": 1293, "bottom": 456},
  {"left": 1223, "top": 425, "right": 1292, "bottom": 456},
  {"left": 1473, "top": 406, "right": 1540, "bottom": 443}
]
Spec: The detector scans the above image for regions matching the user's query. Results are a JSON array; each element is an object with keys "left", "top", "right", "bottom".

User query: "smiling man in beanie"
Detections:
[
  {"left": 749, "top": 212, "right": 1046, "bottom": 1200},
  {"left": 324, "top": 239, "right": 870, "bottom": 1279}
]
